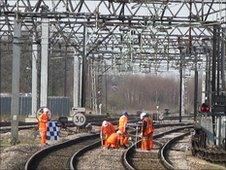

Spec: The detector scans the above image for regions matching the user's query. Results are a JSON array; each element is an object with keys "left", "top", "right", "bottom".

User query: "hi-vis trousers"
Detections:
[
  {"left": 140, "top": 133, "right": 154, "bottom": 150},
  {"left": 39, "top": 129, "right": 47, "bottom": 144}
]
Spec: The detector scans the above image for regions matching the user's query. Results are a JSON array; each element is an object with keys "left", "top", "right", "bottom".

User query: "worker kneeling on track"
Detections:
[
  {"left": 117, "top": 130, "right": 129, "bottom": 148},
  {"left": 105, "top": 131, "right": 121, "bottom": 149},
  {"left": 139, "top": 112, "right": 155, "bottom": 150},
  {"left": 100, "top": 121, "right": 115, "bottom": 147},
  {"left": 118, "top": 111, "right": 129, "bottom": 148}
]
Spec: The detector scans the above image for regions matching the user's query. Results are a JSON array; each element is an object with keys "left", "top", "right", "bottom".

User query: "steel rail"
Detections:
[
  {"left": 0, "top": 117, "right": 192, "bottom": 133},
  {"left": 24, "top": 116, "right": 131, "bottom": 170},
  {"left": 69, "top": 124, "right": 193, "bottom": 170},
  {"left": 24, "top": 133, "right": 100, "bottom": 170},
  {"left": 69, "top": 125, "right": 137, "bottom": 170},
  {"left": 160, "top": 131, "right": 190, "bottom": 170},
  {"left": 69, "top": 128, "right": 138, "bottom": 170},
  {"left": 24, "top": 122, "right": 193, "bottom": 170},
  {"left": 123, "top": 125, "right": 193, "bottom": 170},
  {"left": 0, "top": 124, "right": 37, "bottom": 134},
  {"left": 0, "top": 116, "right": 120, "bottom": 133},
  {"left": 0, "top": 122, "right": 37, "bottom": 127},
  {"left": 70, "top": 140, "right": 101, "bottom": 170}
]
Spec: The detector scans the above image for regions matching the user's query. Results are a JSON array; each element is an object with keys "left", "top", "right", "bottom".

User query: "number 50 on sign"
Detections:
[{"left": 73, "top": 113, "right": 86, "bottom": 126}]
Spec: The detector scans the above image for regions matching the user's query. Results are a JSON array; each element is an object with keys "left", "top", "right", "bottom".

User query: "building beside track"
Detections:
[{"left": 0, "top": 94, "right": 70, "bottom": 116}]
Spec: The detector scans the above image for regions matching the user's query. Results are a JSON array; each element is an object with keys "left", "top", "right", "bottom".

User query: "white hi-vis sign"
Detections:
[{"left": 73, "top": 113, "right": 86, "bottom": 126}]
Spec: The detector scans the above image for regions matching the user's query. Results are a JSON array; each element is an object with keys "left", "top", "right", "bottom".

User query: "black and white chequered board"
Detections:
[{"left": 47, "top": 121, "right": 59, "bottom": 140}]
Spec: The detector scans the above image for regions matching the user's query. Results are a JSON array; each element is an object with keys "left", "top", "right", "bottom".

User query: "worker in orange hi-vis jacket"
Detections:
[
  {"left": 105, "top": 131, "right": 121, "bottom": 149},
  {"left": 139, "top": 112, "right": 155, "bottom": 150},
  {"left": 38, "top": 108, "right": 50, "bottom": 145},
  {"left": 100, "top": 121, "right": 115, "bottom": 147},
  {"left": 118, "top": 111, "right": 129, "bottom": 147}
]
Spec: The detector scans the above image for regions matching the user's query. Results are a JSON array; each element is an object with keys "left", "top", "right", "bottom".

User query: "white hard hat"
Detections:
[
  {"left": 43, "top": 108, "right": 49, "bottom": 113},
  {"left": 102, "top": 121, "right": 108, "bottom": 127},
  {"left": 140, "top": 112, "right": 147, "bottom": 120},
  {"left": 116, "top": 130, "right": 122, "bottom": 135}
]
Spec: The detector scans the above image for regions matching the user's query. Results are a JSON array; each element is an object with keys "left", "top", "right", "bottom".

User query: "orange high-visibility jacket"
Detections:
[
  {"left": 142, "top": 117, "right": 154, "bottom": 136},
  {"left": 101, "top": 122, "right": 115, "bottom": 139},
  {"left": 106, "top": 133, "right": 120, "bottom": 147},
  {"left": 118, "top": 115, "right": 128, "bottom": 133},
  {"left": 38, "top": 112, "right": 49, "bottom": 131}
]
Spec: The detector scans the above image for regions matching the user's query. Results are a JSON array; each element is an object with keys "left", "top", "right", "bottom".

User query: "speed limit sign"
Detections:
[{"left": 73, "top": 113, "right": 86, "bottom": 126}]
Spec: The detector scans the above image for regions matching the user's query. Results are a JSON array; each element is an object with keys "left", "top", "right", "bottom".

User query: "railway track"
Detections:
[
  {"left": 24, "top": 116, "right": 136, "bottom": 170},
  {"left": 25, "top": 133, "right": 100, "bottom": 170},
  {"left": 0, "top": 116, "right": 121, "bottom": 134},
  {"left": 160, "top": 131, "right": 190, "bottom": 169},
  {"left": 24, "top": 122, "right": 193, "bottom": 170},
  {"left": 69, "top": 125, "right": 193, "bottom": 170},
  {"left": 70, "top": 139, "right": 101, "bottom": 170},
  {"left": 123, "top": 125, "right": 193, "bottom": 170},
  {"left": 0, "top": 124, "right": 37, "bottom": 133},
  {"left": 0, "top": 116, "right": 192, "bottom": 134}
]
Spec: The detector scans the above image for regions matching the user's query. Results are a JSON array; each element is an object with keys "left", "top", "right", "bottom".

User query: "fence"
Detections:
[{"left": 0, "top": 96, "right": 70, "bottom": 116}]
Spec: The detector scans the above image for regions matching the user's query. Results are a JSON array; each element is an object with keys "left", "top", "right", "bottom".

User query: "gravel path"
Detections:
[{"left": 77, "top": 148, "right": 126, "bottom": 170}]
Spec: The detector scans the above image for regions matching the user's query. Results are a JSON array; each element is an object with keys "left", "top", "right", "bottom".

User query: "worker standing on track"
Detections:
[
  {"left": 100, "top": 121, "right": 115, "bottom": 147},
  {"left": 38, "top": 108, "right": 50, "bottom": 145},
  {"left": 118, "top": 111, "right": 129, "bottom": 148},
  {"left": 139, "top": 112, "right": 154, "bottom": 150}
]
